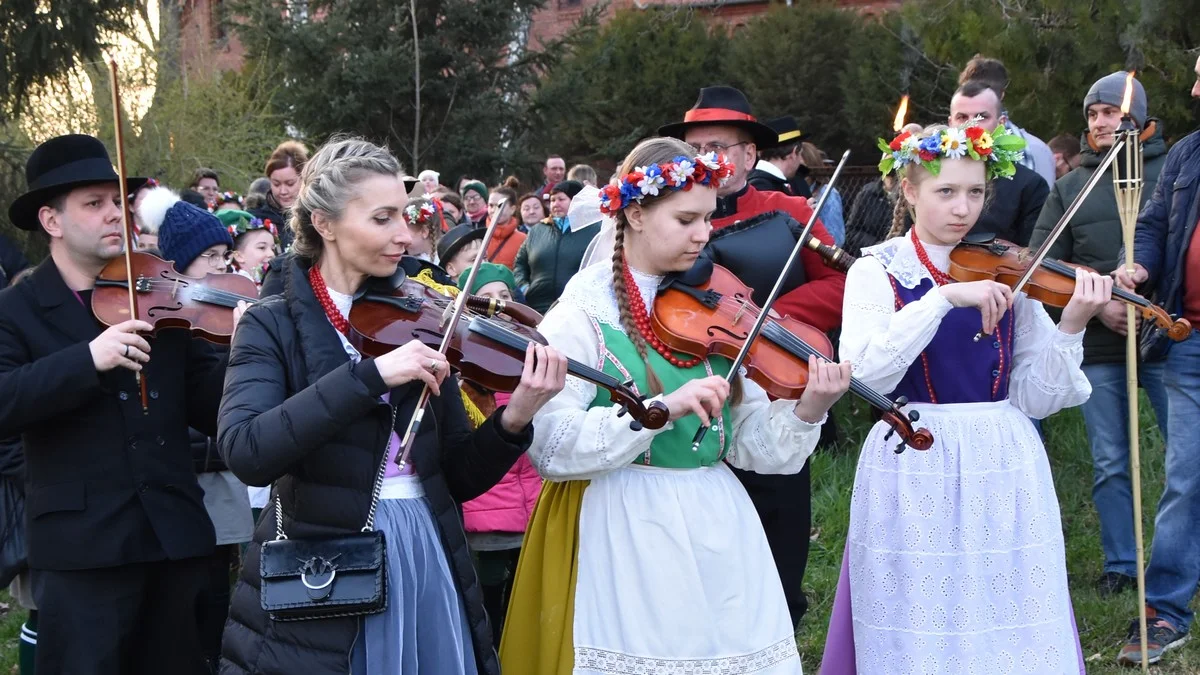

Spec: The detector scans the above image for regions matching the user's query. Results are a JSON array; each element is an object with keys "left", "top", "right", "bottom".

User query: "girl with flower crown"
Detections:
[
  {"left": 499, "top": 136, "right": 852, "bottom": 675},
  {"left": 820, "top": 124, "right": 1112, "bottom": 674}
]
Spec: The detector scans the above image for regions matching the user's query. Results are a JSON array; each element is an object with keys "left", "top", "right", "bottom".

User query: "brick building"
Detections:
[
  {"left": 527, "top": 0, "right": 898, "bottom": 51},
  {"left": 181, "top": 0, "right": 896, "bottom": 75}
]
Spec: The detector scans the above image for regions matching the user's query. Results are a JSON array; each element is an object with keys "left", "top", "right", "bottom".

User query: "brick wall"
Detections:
[{"left": 180, "top": 0, "right": 248, "bottom": 76}]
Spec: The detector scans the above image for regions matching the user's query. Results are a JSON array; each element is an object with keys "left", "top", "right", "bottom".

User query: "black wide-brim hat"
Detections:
[
  {"left": 8, "top": 134, "right": 147, "bottom": 231},
  {"left": 658, "top": 86, "right": 778, "bottom": 149},
  {"left": 765, "top": 116, "right": 805, "bottom": 146},
  {"left": 437, "top": 223, "right": 485, "bottom": 266}
]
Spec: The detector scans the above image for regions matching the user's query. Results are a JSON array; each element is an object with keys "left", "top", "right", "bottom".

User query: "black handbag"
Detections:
[{"left": 260, "top": 407, "right": 396, "bottom": 622}]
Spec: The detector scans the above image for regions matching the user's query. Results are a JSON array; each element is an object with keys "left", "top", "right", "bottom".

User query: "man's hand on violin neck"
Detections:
[{"left": 90, "top": 320, "right": 153, "bottom": 373}]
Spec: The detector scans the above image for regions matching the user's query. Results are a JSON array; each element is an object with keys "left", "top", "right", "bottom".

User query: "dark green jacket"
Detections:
[
  {"left": 513, "top": 218, "right": 601, "bottom": 314},
  {"left": 1029, "top": 121, "right": 1167, "bottom": 364}
]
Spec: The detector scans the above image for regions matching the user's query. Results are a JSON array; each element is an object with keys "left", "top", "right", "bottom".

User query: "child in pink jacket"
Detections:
[{"left": 456, "top": 263, "right": 543, "bottom": 644}]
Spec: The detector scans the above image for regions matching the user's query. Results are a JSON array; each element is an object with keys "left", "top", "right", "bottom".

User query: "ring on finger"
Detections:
[
  {"left": 124, "top": 345, "right": 130, "bottom": 358},
  {"left": 428, "top": 359, "right": 441, "bottom": 373}
]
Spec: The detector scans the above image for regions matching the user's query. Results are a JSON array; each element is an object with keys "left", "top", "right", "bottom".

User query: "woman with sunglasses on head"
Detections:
[{"left": 216, "top": 137, "right": 566, "bottom": 675}]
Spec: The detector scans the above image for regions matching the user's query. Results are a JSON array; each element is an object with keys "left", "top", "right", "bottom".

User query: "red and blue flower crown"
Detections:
[
  {"left": 405, "top": 200, "right": 442, "bottom": 229},
  {"left": 598, "top": 152, "right": 735, "bottom": 215}
]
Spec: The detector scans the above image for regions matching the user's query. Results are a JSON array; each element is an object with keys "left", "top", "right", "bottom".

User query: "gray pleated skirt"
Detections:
[{"left": 350, "top": 478, "right": 479, "bottom": 675}]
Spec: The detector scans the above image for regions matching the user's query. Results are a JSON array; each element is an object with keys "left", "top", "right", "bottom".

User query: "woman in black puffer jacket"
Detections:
[{"left": 217, "top": 137, "right": 566, "bottom": 675}]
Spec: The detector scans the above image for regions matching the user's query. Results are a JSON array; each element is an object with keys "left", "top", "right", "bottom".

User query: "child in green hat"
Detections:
[{"left": 217, "top": 209, "right": 278, "bottom": 286}]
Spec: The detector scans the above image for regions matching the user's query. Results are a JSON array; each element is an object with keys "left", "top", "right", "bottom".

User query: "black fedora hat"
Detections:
[
  {"left": 8, "top": 134, "right": 147, "bottom": 231},
  {"left": 658, "top": 86, "right": 778, "bottom": 149},
  {"left": 765, "top": 116, "right": 805, "bottom": 147},
  {"left": 437, "top": 223, "right": 485, "bottom": 266}
]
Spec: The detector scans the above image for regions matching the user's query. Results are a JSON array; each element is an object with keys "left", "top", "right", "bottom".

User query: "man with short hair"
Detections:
[
  {"left": 189, "top": 168, "right": 219, "bottom": 207},
  {"left": 0, "top": 135, "right": 228, "bottom": 674},
  {"left": 538, "top": 155, "right": 567, "bottom": 198},
  {"left": 747, "top": 116, "right": 813, "bottom": 199},
  {"left": 1111, "top": 51, "right": 1200, "bottom": 667},
  {"left": 660, "top": 86, "right": 846, "bottom": 628},
  {"left": 1030, "top": 72, "right": 1169, "bottom": 603},
  {"left": 949, "top": 80, "right": 1049, "bottom": 246},
  {"left": 959, "top": 54, "right": 1057, "bottom": 188},
  {"left": 1049, "top": 133, "right": 1083, "bottom": 179},
  {"left": 566, "top": 163, "right": 597, "bottom": 187}
]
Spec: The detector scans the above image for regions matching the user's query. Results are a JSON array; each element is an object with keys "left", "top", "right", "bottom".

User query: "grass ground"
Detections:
[
  {"left": 0, "top": 396, "right": 1191, "bottom": 673},
  {"left": 797, "top": 393, "right": 1199, "bottom": 673}
]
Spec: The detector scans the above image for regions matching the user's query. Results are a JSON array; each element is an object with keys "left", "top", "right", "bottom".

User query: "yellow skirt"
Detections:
[{"left": 498, "top": 479, "right": 588, "bottom": 675}]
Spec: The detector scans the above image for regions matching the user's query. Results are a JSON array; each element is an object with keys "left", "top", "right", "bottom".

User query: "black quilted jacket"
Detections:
[{"left": 217, "top": 255, "right": 530, "bottom": 675}]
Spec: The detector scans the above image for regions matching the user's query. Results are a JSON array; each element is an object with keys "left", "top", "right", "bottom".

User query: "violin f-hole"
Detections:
[{"left": 706, "top": 325, "right": 750, "bottom": 342}]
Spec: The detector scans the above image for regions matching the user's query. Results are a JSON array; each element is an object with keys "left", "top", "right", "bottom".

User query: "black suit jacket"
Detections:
[
  {"left": 970, "top": 163, "right": 1049, "bottom": 247},
  {"left": 0, "top": 259, "right": 223, "bottom": 570}
]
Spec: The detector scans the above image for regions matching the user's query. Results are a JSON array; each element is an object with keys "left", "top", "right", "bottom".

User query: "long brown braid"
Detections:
[
  {"left": 886, "top": 195, "right": 911, "bottom": 239},
  {"left": 607, "top": 136, "right": 744, "bottom": 405},
  {"left": 611, "top": 217, "right": 666, "bottom": 396}
]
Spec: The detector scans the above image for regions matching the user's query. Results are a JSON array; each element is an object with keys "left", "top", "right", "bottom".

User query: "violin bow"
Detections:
[
  {"left": 689, "top": 150, "right": 851, "bottom": 452},
  {"left": 972, "top": 136, "right": 1127, "bottom": 341},
  {"left": 394, "top": 199, "right": 508, "bottom": 468},
  {"left": 108, "top": 58, "right": 149, "bottom": 414}
]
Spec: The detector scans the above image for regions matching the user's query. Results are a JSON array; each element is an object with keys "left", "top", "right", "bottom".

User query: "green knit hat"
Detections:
[
  {"left": 461, "top": 180, "right": 488, "bottom": 202},
  {"left": 457, "top": 263, "right": 516, "bottom": 295},
  {"left": 217, "top": 209, "right": 280, "bottom": 245}
]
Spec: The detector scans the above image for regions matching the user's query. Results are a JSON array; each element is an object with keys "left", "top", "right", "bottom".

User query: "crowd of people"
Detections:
[{"left": 1, "top": 48, "right": 1199, "bottom": 675}]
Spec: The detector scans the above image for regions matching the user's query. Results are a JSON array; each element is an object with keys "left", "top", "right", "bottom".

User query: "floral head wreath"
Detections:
[
  {"left": 217, "top": 191, "right": 244, "bottom": 208},
  {"left": 225, "top": 215, "right": 279, "bottom": 243},
  {"left": 877, "top": 124, "right": 1026, "bottom": 180},
  {"left": 598, "top": 151, "right": 735, "bottom": 215},
  {"left": 405, "top": 200, "right": 443, "bottom": 230}
]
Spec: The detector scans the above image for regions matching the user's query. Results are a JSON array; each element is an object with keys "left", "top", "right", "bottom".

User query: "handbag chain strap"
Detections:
[{"left": 274, "top": 404, "right": 401, "bottom": 541}]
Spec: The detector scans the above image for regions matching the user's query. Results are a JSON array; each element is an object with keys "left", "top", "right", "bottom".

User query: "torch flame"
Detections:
[
  {"left": 893, "top": 95, "right": 909, "bottom": 132},
  {"left": 1121, "top": 71, "right": 1135, "bottom": 115}
]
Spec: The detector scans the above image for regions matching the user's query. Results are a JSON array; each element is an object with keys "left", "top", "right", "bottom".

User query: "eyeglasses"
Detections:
[
  {"left": 462, "top": 193, "right": 484, "bottom": 203},
  {"left": 198, "top": 250, "right": 232, "bottom": 267},
  {"left": 688, "top": 141, "right": 749, "bottom": 155}
]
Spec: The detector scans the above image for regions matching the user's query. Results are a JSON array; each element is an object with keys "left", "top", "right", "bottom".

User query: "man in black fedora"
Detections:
[
  {"left": 661, "top": 86, "right": 847, "bottom": 628},
  {"left": 747, "top": 115, "right": 812, "bottom": 199},
  {"left": 0, "top": 134, "right": 227, "bottom": 674}
]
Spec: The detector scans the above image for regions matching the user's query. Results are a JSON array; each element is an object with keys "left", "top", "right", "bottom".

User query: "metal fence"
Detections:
[{"left": 810, "top": 165, "right": 896, "bottom": 257}]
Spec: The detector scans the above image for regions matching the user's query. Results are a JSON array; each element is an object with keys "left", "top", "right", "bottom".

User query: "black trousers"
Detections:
[
  {"left": 32, "top": 557, "right": 210, "bottom": 675},
  {"left": 731, "top": 460, "right": 812, "bottom": 627},
  {"left": 196, "top": 545, "right": 236, "bottom": 670}
]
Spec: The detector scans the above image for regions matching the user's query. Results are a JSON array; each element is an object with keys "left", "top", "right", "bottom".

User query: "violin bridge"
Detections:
[
  {"left": 171, "top": 276, "right": 181, "bottom": 298},
  {"left": 732, "top": 299, "right": 748, "bottom": 325}
]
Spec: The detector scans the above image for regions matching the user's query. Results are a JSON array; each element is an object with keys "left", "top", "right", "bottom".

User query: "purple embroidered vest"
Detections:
[{"left": 889, "top": 277, "right": 1016, "bottom": 404}]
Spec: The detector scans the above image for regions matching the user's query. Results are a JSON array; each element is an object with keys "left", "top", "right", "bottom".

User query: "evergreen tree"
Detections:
[{"left": 233, "top": 0, "right": 556, "bottom": 185}]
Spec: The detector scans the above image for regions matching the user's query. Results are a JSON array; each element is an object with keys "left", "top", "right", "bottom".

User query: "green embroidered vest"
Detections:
[{"left": 588, "top": 322, "right": 732, "bottom": 468}]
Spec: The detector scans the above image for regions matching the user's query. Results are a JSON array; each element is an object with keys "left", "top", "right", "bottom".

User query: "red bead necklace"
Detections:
[
  {"left": 621, "top": 257, "right": 703, "bottom": 369},
  {"left": 910, "top": 227, "right": 955, "bottom": 287},
  {"left": 308, "top": 264, "right": 351, "bottom": 336}
]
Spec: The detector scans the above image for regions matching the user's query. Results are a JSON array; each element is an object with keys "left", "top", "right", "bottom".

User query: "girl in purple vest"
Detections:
[{"left": 822, "top": 124, "right": 1111, "bottom": 674}]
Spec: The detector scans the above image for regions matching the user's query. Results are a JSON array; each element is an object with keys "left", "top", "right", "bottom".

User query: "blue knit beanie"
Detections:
[{"left": 158, "top": 200, "right": 234, "bottom": 273}]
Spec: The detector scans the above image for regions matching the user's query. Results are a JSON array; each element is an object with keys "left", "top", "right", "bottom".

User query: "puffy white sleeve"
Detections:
[
  {"left": 1007, "top": 293, "right": 1091, "bottom": 419},
  {"left": 527, "top": 304, "right": 672, "bottom": 481},
  {"left": 839, "top": 256, "right": 954, "bottom": 395},
  {"left": 724, "top": 377, "right": 824, "bottom": 474}
]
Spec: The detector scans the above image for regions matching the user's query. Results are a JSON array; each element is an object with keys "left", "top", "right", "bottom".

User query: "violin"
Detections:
[
  {"left": 949, "top": 236, "right": 1192, "bottom": 341},
  {"left": 92, "top": 251, "right": 259, "bottom": 344},
  {"left": 652, "top": 262, "right": 934, "bottom": 452},
  {"left": 347, "top": 278, "right": 671, "bottom": 431}
]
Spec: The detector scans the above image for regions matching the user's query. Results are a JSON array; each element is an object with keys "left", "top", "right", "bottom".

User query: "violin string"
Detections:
[
  {"left": 475, "top": 318, "right": 622, "bottom": 388},
  {"left": 760, "top": 323, "right": 892, "bottom": 409},
  {"left": 104, "top": 279, "right": 256, "bottom": 305}
]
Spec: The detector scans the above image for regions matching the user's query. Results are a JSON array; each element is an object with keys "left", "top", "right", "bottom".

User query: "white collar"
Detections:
[
  {"left": 861, "top": 232, "right": 955, "bottom": 289},
  {"left": 755, "top": 160, "right": 787, "bottom": 181}
]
